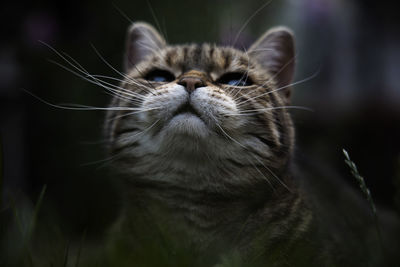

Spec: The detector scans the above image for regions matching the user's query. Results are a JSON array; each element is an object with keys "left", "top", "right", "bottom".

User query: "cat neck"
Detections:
[{"left": 122, "top": 169, "right": 297, "bottom": 233}]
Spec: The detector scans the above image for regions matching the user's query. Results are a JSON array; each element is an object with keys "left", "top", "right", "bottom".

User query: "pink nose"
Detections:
[{"left": 177, "top": 77, "right": 205, "bottom": 93}]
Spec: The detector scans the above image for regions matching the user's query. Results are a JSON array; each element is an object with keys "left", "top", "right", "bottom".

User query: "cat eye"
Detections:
[
  {"left": 144, "top": 69, "right": 175, "bottom": 82},
  {"left": 217, "top": 72, "right": 253, "bottom": 86}
]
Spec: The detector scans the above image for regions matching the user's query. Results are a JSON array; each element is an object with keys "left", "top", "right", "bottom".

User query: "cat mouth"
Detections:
[
  {"left": 172, "top": 103, "right": 201, "bottom": 118},
  {"left": 164, "top": 102, "right": 208, "bottom": 137}
]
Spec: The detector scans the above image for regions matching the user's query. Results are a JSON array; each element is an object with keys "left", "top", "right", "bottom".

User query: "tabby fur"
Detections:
[{"left": 104, "top": 22, "right": 400, "bottom": 266}]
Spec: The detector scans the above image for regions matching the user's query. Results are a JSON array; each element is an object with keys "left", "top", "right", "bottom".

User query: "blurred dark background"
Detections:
[{"left": 1, "top": 0, "right": 400, "bottom": 236}]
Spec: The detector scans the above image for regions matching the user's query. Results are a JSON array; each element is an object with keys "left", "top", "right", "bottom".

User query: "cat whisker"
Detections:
[
  {"left": 102, "top": 91, "right": 143, "bottom": 106},
  {"left": 81, "top": 73, "right": 146, "bottom": 101},
  {"left": 88, "top": 119, "right": 161, "bottom": 168},
  {"left": 106, "top": 107, "right": 162, "bottom": 122},
  {"left": 112, "top": 3, "right": 133, "bottom": 23},
  {"left": 46, "top": 60, "right": 145, "bottom": 105},
  {"left": 146, "top": 0, "right": 168, "bottom": 43},
  {"left": 56, "top": 51, "right": 139, "bottom": 100},
  {"left": 235, "top": 71, "right": 320, "bottom": 106},
  {"left": 90, "top": 74, "right": 156, "bottom": 101},
  {"left": 228, "top": 106, "right": 314, "bottom": 116},
  {"left": 209, "top": 113, "right": 246, "bottom": 150},
  {"left": 250, "top": 162, "right": 276, "bottom": 191},
  {"left": 80, "top": 74, "right": 147, "bottom": 102},
  {"left": 161, "top": 18, "right": 169, "bottom": 44},
  {"left": 41, "top": 41, "right": 153, "bottom": 102},
  {"left": 232, "top": 0, "right": 274, "bottom": 47},
  {"left": 230, "top": 46, "right": 252, "bottom": 98},
  {"left": 224, "top": 106, "right": 313, "bottom": 119},
  {"left": 48, "top": 58, "right": 147, "bottom": 103},
  {"left": 268, "top": 55, "right": 296, "bottom": 86},
  {"left": 58, "top": 51, "right": 146, "bottom": 100},
  {"left": 131, "top": 64, "right": 159, "bottom": 95},
  {"left": 90, "top": 44, "right": 157, "bottom": 96},
  {"left": 62, "top": 103, "right": 150, "bottom": 111},
  {"left": 61, "top": 51, "right": 90, "bottom": 75},
  {"left": 135, "top": 19, "right": 165, "bottom": 52},
  {"left": 115, "top": 119, "right": 160, "bottom": 141},
  {"left": 136, "top": 40, "right": 165, "bottom": 63},
  {"left": 246, "top": 55, "right": 296, "bottom": 94},
  {"left": 91, "top": 37, "right": 160, "bottom": 96},
  {"left": 80, "top": 153, "right": 124, "bottom": 167},
  {"left": 252, "top": 156, "right": 293, "bottom": 193},
  {"left": 210, "top": 113, "right": 291, "bottom": 192},
  {"left": 90, "top": 45, "right": 155, "bottom": 94},
  {"left": 90, "top": 74, "right": 127, "bottom": 83},
  {"left": 23, "top": 90, "right": 146, "bottom": 112},
  {"left": 91, "top": 78, "right": 147, "bottom": 102},
  {"left": 247, "top": 48, "right": 275, "bottom": 53}
]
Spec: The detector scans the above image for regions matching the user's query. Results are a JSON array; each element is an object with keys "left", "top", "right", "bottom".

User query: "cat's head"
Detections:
[{"left": 106, "top": 22, "right": 296, "bottom": 190}]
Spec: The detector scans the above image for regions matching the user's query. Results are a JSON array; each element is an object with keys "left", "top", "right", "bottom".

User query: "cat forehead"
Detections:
[{"left": 148, "top": 44, "right": 256, "bottom": 74}]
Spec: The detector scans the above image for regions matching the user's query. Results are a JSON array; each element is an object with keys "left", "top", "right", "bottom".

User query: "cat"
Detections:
[{"left": 103, "top": 22, "right": 400, "bottom": 266}]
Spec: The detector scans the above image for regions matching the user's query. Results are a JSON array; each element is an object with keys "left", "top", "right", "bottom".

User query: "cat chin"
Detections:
[{"left": 162, "top": 112, "right": 210, "bottom": 139}]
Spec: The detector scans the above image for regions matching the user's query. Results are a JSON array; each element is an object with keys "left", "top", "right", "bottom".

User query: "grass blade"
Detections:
[{"left": 342, "top": 149, "right": 384, "bottom": 249}]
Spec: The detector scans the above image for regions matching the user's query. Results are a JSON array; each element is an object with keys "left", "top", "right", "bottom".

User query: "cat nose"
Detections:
[{"left": 178, "top": 77, "right": 205, "bottom": 93}]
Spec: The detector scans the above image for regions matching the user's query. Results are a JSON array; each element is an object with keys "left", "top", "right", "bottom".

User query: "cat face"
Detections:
[{"left": 105, "top": 23, "right": 296, "bottom": 189}]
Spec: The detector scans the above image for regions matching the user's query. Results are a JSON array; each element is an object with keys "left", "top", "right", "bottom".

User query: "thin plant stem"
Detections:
[{"left": 342, "top": 149, "right": 384, "bottom": 251}]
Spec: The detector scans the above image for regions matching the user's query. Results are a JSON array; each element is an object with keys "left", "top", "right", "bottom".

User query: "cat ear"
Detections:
[
  {"left": 125, "top": 22, "right": 166, "bottom": 71},
  {"left": 248, "top": 27, "right": 295, "bottom": 101}
]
